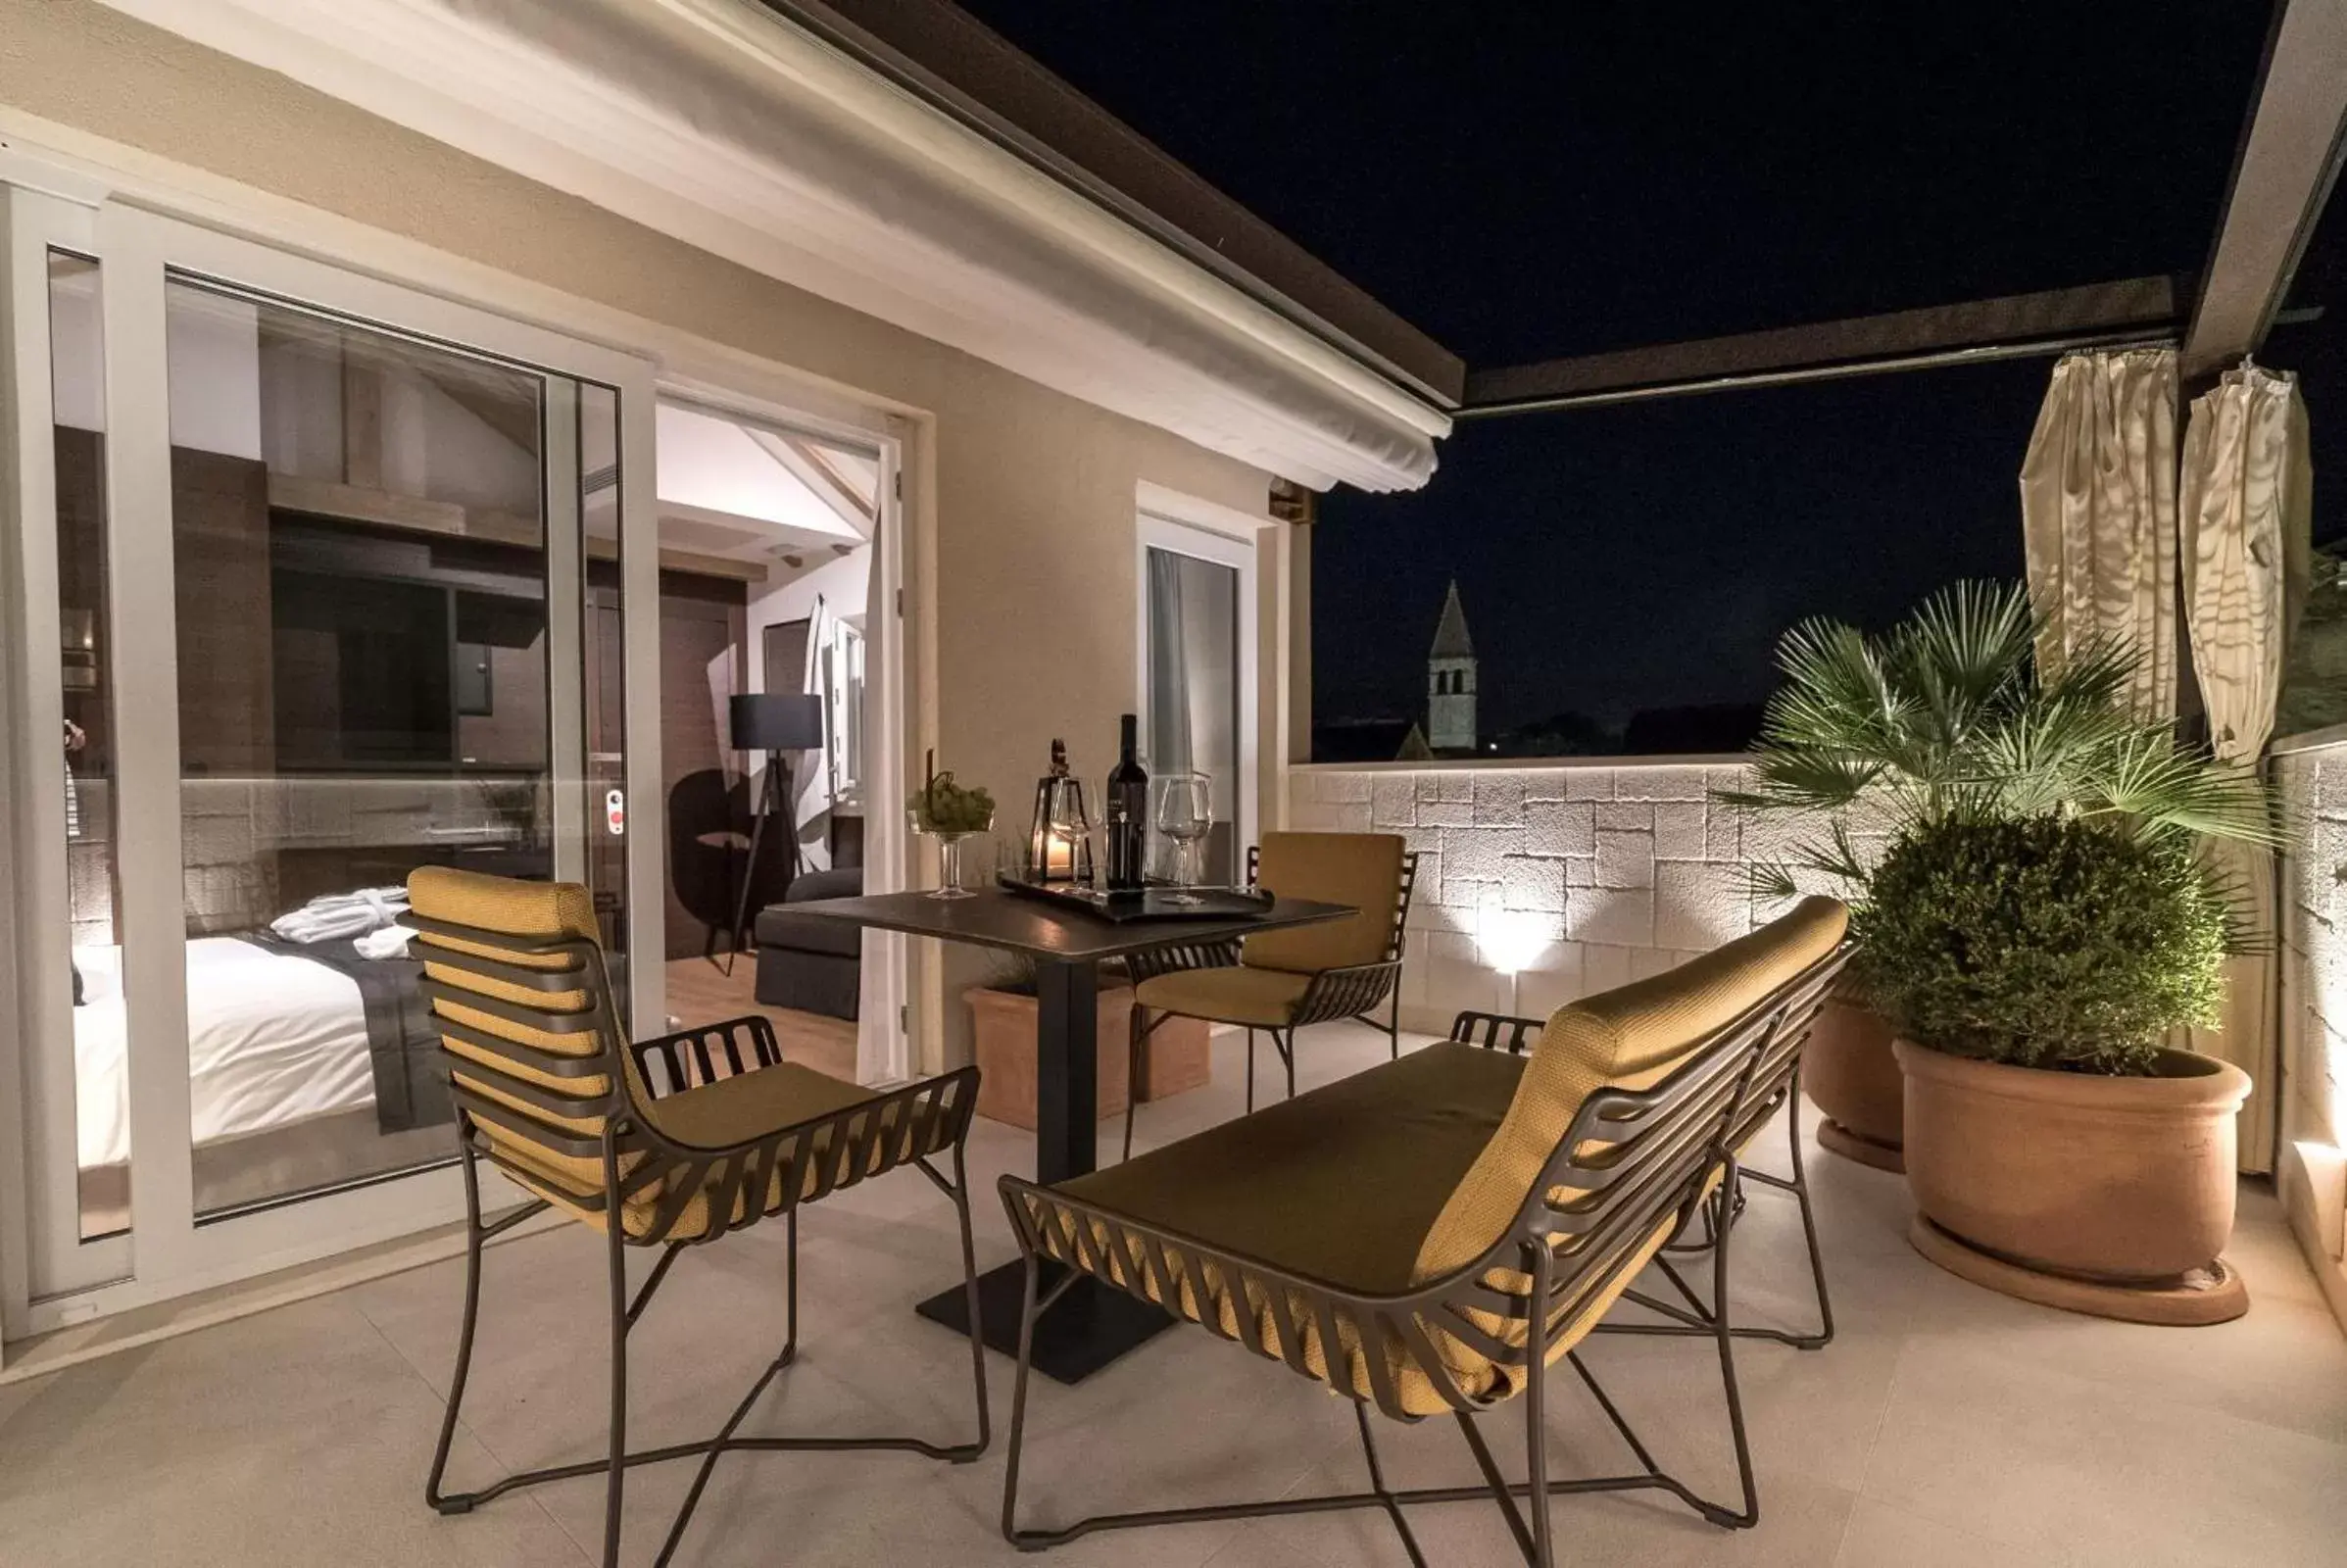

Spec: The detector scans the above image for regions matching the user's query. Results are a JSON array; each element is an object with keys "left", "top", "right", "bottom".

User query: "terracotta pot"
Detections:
[
  {"left": 1803, "top": 997, "right": 1905, "bottom": 1171},
  {"left": 965, "top": 984, "right": 1132, "bottom": 1130},
  {"left": 1134, "top": 1012, "right": 1213, "bottom": 1102},
  {"left": 1897, "top": 1040, "right": 2251, "bottom": 1288}
]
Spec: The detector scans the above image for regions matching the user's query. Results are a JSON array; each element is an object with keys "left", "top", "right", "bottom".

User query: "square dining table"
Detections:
[{"left": 789, "top": 885, "right": 1355, "bottom": 1383}]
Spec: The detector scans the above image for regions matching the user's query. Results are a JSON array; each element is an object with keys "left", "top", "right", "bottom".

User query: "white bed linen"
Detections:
[{"left": 73, "top": 939, "right": 377, "bottom": 1169}]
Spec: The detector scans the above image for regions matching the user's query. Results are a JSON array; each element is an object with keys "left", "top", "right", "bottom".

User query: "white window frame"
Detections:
[{"left": 1135, "top": 486, "right": 1268, "bottom": 873}]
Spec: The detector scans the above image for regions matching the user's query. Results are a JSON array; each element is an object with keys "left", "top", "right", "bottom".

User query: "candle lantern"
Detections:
[{"left": 1026, "top": 738, "right": 1096, "bottom": 884}]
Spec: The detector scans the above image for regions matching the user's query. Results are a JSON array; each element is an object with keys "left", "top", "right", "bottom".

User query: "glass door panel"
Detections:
[
  {"left": 163, "top": 273, "right": 562, "bottom": 1220},
  {"left": 47, "top": 250, "right": 137, "bottom": 1260},
  {"left": 1143, "top": 544, "right": 1244, "bottom": 884}
]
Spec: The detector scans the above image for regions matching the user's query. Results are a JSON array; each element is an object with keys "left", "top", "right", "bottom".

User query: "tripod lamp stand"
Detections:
[{"left": 728, "top": 692, "right": 827, "bottom": 964}]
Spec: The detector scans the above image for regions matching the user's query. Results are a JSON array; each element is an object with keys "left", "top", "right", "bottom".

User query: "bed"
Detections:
[{"left": 71, "top": 936, "right": 452, "bottom": 1222}]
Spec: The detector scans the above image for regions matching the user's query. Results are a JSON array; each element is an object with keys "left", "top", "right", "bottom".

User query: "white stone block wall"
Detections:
[
  {"left": 2273, "top": 744, "right": 2347, "bottom": 1331},
  {"left": 178, "top": 776, "right": 549, "bottom": 933},
  {"left": 1287, "top": 760, "right": 1801, "bottom": 1033}
]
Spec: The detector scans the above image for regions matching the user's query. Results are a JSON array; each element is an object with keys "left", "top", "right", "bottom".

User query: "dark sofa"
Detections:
[{"left": 753, "top": 865, "right": 863, "bottom": 1019}]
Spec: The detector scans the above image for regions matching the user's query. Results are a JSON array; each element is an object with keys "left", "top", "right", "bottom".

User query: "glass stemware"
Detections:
[
  {"left": 1151, "top": 772, "right": 1213, "bottom": 906},
  {"left": 909, "top": 807, "right": 993, "bottom": 900}
]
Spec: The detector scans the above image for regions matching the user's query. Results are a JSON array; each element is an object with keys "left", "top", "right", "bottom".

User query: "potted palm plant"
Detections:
[
  {"left": 1729, "top": 583, "right": 2276, "bottom": 1321},
  {"left": 1721, "top": 582, "right": 2215, "bottom": 1172}
]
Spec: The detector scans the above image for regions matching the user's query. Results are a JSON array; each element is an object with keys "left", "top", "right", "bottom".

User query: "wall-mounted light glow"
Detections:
[{"left": 1475, "top": 905, "right": 1553, "bottom": 977}]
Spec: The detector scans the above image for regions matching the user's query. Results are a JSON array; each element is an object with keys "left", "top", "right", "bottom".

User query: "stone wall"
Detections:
[
  {"left": 2273, "top": 741, "right": 2347, "bottom": 1331},
  {"left": 1287, "top": 760, "right": 1811, "bottom": 1031},
  {"left": 180, "top": 777, "right": 547, "bottom": 934}
]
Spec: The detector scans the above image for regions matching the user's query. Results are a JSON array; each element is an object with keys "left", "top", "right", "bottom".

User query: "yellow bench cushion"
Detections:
[{"left": 1062, "top": 1041, "right": 1524, "bottom": 1291}]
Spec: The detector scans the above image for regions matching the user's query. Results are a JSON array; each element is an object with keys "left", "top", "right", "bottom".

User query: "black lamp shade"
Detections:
[{"left": 730, "top": 692, "right": 826, "bottom": 752}]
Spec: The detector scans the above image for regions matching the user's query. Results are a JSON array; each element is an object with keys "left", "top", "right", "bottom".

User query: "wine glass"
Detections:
[{"left": 1151, "top": 772, "right": 1213, "bottom": 905}]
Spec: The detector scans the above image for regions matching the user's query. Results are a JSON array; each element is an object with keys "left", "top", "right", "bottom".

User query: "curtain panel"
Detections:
[
  {"left": 2020, "top": 348, "right": 2181, "bottom": 717},
  {"left": 2179, "top": 364, "right": 2313, "bottom": 1175}
]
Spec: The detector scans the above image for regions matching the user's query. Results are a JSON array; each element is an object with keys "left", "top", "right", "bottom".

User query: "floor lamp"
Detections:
[{"left": 728, "top": 692, "right": 827, "bottom": 967}]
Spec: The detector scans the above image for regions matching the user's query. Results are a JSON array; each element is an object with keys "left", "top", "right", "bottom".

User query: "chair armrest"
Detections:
[
  {"left": 1448, "top": 1010, "right": 1544, "bottom": 1055},
  {"left": 629, "top": 1013, "right": 785, "bottom": 1099},
  {"left": 1292, "top": 957, "right": 1403, "bottom": 1027}
]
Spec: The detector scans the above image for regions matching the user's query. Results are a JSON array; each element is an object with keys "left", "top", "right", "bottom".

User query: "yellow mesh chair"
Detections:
[
  {"left": 404, "top": 867, "right": 988, "bottom": 1568},
  {"left": 1121, "top": 832, "right": 1416, "bottom": 1161},
  {"left": 1001, "top": 899, "right": 1848, "bottom": 1567}
]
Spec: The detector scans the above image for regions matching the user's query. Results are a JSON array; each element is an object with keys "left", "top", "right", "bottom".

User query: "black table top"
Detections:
[{"left": 788, "top": 887, "right": 1355, "bottom": 963}]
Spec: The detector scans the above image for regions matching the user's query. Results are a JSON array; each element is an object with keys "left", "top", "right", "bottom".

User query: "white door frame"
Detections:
[
  {"left": 0, "top": 186, "right": 123, "bottom": 1313},
  {"left": 0, "top": 197, "right": 660, "bottom": 1337},
  {"left": 653, "top": 383, "right": 914, "bottom": 1086},
  {"left": 1136, "top": 487, "right": 1268, "bottom": 868}
]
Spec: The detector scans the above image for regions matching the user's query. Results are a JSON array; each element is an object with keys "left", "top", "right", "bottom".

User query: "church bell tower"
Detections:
[{"left": 1427, "top": 579, "right": 1477, "bottom": 754}]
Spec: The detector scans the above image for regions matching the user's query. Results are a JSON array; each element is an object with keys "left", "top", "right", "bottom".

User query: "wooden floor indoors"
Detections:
[{"left": 663, "top": 956, "right": 858, "bottom": 1084}]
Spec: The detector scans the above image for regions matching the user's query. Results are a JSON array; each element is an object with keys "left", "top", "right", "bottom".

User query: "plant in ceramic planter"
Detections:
[
  {"left": 1719, "top": 580, "right": 2272, "bottom": 1170},
  {"left": 1856, "top": 812, "right": 2263, "bottom": 1323}
]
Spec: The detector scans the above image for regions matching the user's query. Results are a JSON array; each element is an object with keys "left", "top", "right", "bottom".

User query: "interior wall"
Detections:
[
  {"left": 0, "top": 0, "right": 1279, "bottom": 1069},
  {"left": 746, "top": 546, "right": 871, "bottom": 873}
]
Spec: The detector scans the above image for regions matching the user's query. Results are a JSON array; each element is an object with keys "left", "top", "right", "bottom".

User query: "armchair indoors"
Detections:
[
  {"left": 1122, "top": 831, "right": 1416, "bottom": 1161},
  {"left": 401, "top": 867, "right": 988, "bottom": 1568},
  {"left": 1000, "top": 898, "right": 1849, "bottom": 1567}
]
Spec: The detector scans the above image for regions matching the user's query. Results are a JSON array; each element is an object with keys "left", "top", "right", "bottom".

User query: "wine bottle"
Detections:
[{"left": 1105, "top": 713, "right": 1149, "bottom": 891}]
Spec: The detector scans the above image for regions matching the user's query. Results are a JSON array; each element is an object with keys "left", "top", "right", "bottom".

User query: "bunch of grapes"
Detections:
[{"left": 908, "top": 769, "right": 995, "bottom": 834}]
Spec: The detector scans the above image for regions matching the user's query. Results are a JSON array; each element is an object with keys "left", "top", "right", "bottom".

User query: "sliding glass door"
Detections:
[{"left": 3, "top": 193, "right": 659, "bottom": 1331}]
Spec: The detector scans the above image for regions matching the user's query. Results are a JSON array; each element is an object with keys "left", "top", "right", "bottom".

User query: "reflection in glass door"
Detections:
[
  {"left": 1141, "top": 524, "right": 1248, "bottom": 885},
  {"left": 156, "top": 273, "right": 628, "bottom": 1222},
  {"left": 7, "top": 202, "right": 656, "bottom": 1331}
]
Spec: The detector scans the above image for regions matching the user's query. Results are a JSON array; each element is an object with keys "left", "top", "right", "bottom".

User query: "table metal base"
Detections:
[{"left": 914, "top": 1259, "right": 1176, "bottom": 1384}]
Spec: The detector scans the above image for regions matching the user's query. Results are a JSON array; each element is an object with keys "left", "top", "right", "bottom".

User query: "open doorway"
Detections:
[{"left": 650, "top": 398, "right": 891, "bottom": 1084}]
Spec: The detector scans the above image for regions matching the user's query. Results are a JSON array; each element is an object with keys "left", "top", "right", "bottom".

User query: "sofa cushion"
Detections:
[
  {"left": 1060, "top": 1041, "right": 1522, "bottom": 1296},
  {"left": 786, "top": 866, "right": 863, "bottom": 904},
  {"left": 754, "top": 904, "right": 864, "bottom": 958}
]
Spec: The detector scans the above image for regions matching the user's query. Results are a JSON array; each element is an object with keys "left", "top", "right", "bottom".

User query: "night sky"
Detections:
[{"left": 957, "top": 4, "right": 2291, "bottom": 746}]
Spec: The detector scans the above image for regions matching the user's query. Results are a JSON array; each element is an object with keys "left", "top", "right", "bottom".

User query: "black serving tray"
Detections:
[{"left": 996, "top": 874, "right": 1277, "bottom": 923}]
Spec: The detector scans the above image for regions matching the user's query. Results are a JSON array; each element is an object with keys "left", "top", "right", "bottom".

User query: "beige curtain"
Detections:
[
  {"left": 2020, "top": 348, "right": 2180, "bottom": 716},
  {"left": 2179, "top": 363, "right": 2312, "bottom": 1174}
]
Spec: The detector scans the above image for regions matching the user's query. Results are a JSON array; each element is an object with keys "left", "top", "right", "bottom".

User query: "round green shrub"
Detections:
[{"left": 1849, "top": 814, "right": 2228, "bottom": 1076}]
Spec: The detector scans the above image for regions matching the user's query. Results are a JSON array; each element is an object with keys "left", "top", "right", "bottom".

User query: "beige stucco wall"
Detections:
[{"left": 0, "top": 0, "right": 1283, "bottom": 1067}]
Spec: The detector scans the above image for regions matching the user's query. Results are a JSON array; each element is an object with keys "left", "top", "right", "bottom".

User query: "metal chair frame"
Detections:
[
  {"left": 1121, "top": 846, "right": 1418, "bottom": 1161},
  {"left": 404, "top": 912, "right": 990, "bottom": 1568},
  {"left": 1449, "top": 999, "right": 1837, "bottom": 1351},
  {"left": 1002, "top": 944, "right": 1849, "bottom": 1566}
]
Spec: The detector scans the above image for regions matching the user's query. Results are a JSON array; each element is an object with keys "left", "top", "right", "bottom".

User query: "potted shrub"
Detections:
[
  {"left": 964, "top": 956, "right": 1210, "bottom": 1131},
  {"left": 1859, "top": 809, "right": 2264, "bottom": 1324},
  {"left": 1724, "top": 582, "right": 2207, "bottom": 1173}
]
